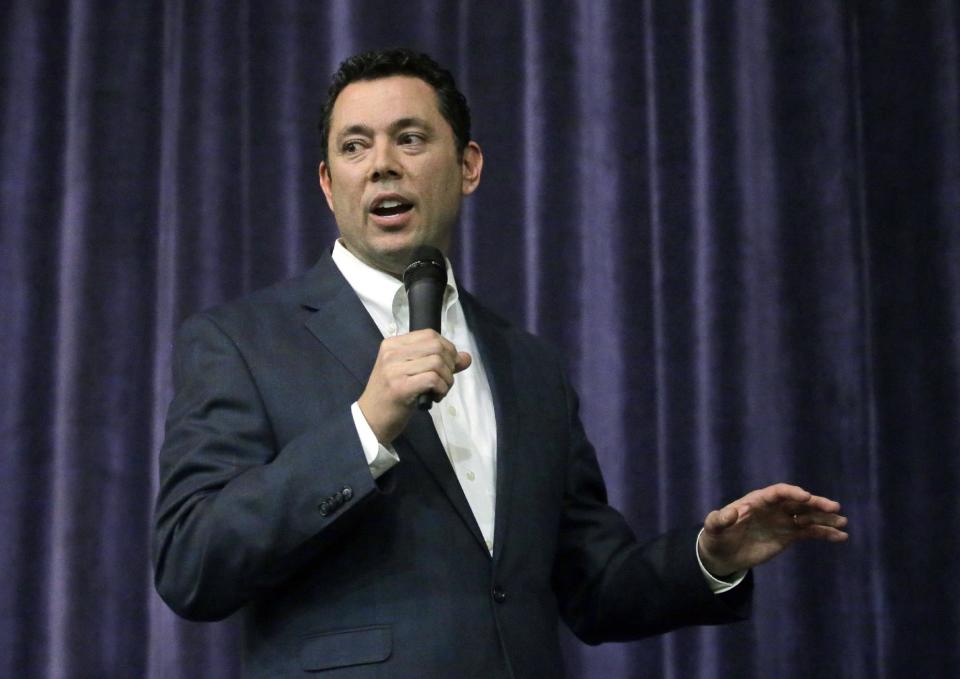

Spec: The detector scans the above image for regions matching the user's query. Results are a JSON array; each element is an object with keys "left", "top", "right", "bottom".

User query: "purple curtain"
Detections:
[{"left": 2, "top": 1, "right": 957, "bottom": 677}]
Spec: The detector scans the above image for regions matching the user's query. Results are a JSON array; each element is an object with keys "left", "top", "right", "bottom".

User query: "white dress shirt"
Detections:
[
  {"left": 330, "top": 240, "right": 743, "bottom": 587},
  {"left": 332, "top": 241, "right": 498, "bottom": 554}
]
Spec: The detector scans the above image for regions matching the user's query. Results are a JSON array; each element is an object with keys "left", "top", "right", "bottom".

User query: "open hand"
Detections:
[{"left": 697, "top": 483, "right": 848, "bottom": 577}]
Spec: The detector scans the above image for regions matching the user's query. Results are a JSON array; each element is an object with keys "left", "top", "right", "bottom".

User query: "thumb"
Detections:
[
  {"left": 705, "top": 506, "right": 739, "bottom": 533},
  {"left": 454, "top": 351, "right": 472, "bottom": 372}
]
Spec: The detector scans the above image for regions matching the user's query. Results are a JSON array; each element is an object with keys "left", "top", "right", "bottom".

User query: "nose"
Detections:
[{"left": 369, "top": 142, "right": 401, "bottom": 182}]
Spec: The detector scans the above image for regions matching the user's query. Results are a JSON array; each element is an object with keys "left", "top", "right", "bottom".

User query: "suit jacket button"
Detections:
[
  {"left": 318, "top": 501, "right": 330, "bottom": 516},
  {"left": 342, "top": 486, "right": 353, "bottom": 501},
  {"left": 492, "top": 587, "right": 507, "bottom": 604}
]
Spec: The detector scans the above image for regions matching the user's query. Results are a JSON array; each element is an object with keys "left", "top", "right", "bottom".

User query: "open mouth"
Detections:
[{"left": 370, "top": 199, "right": 414, "bottom": 217}]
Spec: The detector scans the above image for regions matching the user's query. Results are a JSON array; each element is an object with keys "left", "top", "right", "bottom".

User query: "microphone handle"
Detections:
[{"left": 408, "top": 278, "right": 444, "bottom": 411}]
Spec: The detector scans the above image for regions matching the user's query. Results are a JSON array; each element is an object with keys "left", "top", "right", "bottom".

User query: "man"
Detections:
[{"left": 153, "top": 49, "right": 847, "bottom": 678}]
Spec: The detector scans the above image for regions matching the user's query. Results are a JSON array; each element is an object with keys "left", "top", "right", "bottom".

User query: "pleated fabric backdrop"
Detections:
[{"left": 1, "top": 1, "right": 958, "bottom": 677}]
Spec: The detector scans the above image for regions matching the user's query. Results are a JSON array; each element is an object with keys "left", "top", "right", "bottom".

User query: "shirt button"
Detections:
[
  {"left": 447, "top": 405, "right": 457, "bottom": 416},
  {"left": 466, "top": 471, "right": 475, "bottom": 481},
  {"left": 387, "top": 323, "right": 397, "bottom": 335}
]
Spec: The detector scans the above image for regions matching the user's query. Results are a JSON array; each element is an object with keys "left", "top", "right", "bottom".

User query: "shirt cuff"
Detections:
[
  {"left": 696, "top": 528, "right": 748, "bottom": 594},
  {"left": 350, "top": 401, "right": 400, "bottom": 479}
]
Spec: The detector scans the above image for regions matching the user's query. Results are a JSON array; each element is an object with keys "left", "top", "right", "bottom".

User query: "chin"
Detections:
[
  {"left": 357, "top": 232, "right": 446, "bottom": 273},
  {"left": 374, "top": 236, "right": 428, "bottom": 260},
  {"left": 367, "top": 246, "right": 416, "bottom": 275}
]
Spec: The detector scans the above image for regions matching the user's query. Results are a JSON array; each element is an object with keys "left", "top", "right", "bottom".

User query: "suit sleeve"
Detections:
[
  {"left": 152, "top": 313, "right": 385, "bottom": 622},
  {"left": 551, "top": 372, "right": 752, "bottom": 644}
]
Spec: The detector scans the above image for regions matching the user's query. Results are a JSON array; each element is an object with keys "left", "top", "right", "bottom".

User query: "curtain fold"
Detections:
[{"left": 1, "top": 1, "right": 957, "bottom": 677}]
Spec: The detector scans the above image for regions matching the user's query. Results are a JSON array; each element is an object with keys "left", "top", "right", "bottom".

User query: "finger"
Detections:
[
  {"left": 403, "top": 329, "right": 459, "bottom": 356},
  {"left": 430, "top": 333, "right": 460, "bottom": 362},
  {"left": 796, "top": 524, "right": 849, "bottom": 543},
  {"left": 403, "top": 355, "right": 455, "bottom": 387},
  {"left": 800, "top": 494, "right": 842, "bottom": 514},
  {"left": 402, "top": 328, "right": 443, "bottom": 342},
  {"left": 430, "top": 337, "right": 461, "bottom": 373},
  {"left": 793, "top": 512, "right": 848, "bottom": 529},
  {"left": 781, "top": 498, "right": 842, "bottom": 520},
  {"left": 407, "top": 370, "right": 453, "bottom": 403},
  {"left": 762, "top": 483, "right": 812, "bottom": 505},
  {"left": 394, "top": 334, "right": 459, "bottom": 372}
]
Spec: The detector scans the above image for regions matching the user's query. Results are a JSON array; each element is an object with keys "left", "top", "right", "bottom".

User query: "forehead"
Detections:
[{"left": 330, "top": 75, "right": 444, "bottom": 130}]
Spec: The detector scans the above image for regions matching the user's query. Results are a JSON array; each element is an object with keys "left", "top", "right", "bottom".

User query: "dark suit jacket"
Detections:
[{"left": 153, "top": 251, "right": 750, "bottom": 678}]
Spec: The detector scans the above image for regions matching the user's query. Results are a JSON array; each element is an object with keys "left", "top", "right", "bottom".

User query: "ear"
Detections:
[
  {"left": 318, "top": 162, "right": 335, "bottom": 212},
  {"left": 460, "top": 141, "right": 483, "bottom": 196}
]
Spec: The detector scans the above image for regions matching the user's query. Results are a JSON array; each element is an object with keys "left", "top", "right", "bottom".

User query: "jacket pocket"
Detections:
[{"left": 298, "top": 625, "right": 392, "bottom": 671}]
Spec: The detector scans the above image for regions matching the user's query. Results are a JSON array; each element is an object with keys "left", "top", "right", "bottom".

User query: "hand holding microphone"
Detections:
[{"left": 357, "top": 247, "right": 471, "bottom": 444}]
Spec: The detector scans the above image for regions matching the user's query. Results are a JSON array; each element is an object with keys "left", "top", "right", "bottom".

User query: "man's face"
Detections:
[{"left": 319, "top": 75, "right": 483, "bottom": 276}]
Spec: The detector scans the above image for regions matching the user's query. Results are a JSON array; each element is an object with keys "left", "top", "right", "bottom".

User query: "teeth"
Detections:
[{"left": 379, "top": 199, "right": 402, "bottom": 209}]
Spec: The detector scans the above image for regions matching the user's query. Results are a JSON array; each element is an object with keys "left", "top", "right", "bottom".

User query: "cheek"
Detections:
[
  {"left": 422, "top": 162, "right": 461, "bottom": 200},
  {"left": 333, "top": 183, "right": 361, "bottom": 211}
]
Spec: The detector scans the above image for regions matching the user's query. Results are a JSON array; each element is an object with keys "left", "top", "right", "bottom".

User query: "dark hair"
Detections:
[{"left": 318, "top": 48, "right": 472, "bottom": 164}]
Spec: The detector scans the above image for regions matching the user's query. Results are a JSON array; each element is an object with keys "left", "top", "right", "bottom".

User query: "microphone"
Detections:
[{"left": 403, "top": 246, "right": 448, "bottom": 410}]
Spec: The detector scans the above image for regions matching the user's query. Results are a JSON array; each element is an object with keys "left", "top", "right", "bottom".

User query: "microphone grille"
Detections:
[{"left": 403, "top": 246, "right": 447, "bottom": 289}]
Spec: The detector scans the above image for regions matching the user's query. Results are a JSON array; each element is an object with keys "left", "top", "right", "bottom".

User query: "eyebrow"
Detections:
[
  {"left": 389, "top": 117, "right": 433, "bottom": 134},
  {"left": 335, "top": 117, "right": 435, "bottom": 146}
]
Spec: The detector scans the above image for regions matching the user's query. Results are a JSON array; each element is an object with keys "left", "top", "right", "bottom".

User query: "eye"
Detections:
[
  {"left": 341, "top": 139, "right": 364, "bottom": 154},
  {"left": 398, "top": 132, "right": 425, "bottom": 146}
]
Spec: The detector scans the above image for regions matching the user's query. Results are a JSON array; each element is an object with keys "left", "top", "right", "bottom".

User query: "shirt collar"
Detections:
[{"left": 331, "top": 239, "right": 460, "bottom": 337}]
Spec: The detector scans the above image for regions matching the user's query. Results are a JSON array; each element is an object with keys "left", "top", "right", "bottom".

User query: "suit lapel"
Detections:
[
  {"left": 396, "top": 411, "right": 488, "bottom": 552},
  {"left": 301, "top": 253, "right": 488, "bottom": 554},
  {"left": 301, "top": 261, "right": 382, "bottom": 388},
  {"left": 460, "top": 292, "right": 519, "bottom": 565}
]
